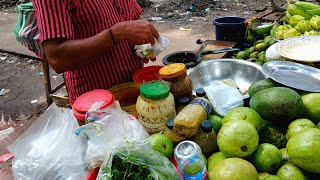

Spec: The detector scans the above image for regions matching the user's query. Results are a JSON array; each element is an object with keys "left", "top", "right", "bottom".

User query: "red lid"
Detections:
[
  {"left": 86, "top": 168, "right": 99, "bottom": 180},
  {"left": 133, "top": 66, "right": 163, "bottom": 84},
  {"left": 73, "top": 89, "right": 114, "bottom": 113},
  {"left": 72, "top": 106, "right": 86, "bottom": 121}
]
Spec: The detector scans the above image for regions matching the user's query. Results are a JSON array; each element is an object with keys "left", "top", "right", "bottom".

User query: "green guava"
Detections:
[
  {"left": 208, "top": 158, "right": 258, "bottom": 180},
  {"left": 150, "top": 133, "right": 173, "bottom": 158},
  {"left": 287, "top": 128, "right": 320, "bottom": 173},
  {"left": 207, "top": 152, "right": 227, "bottom": 170},
  {"left": 301, "top": 93, "right": 320, "bottom": 124},
  {"left": 252, "top": 143, "right": 282, "bottom": 172},
  {"left": 277, "top": 163, "right": 308, "bottom": 180},
  {"left": 218, "top": 120, "right": 259, "bottom": 158},
  {"left": 222, "top": 107, "right": 265, "bottom": 131},
  {"left": 286, "top": 118, "right": 317, "bottom": 140}
]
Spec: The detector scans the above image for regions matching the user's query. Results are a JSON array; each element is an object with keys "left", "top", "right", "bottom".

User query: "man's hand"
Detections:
[{"left": 111, "top": 20, "right": 160, "bottom": 45}]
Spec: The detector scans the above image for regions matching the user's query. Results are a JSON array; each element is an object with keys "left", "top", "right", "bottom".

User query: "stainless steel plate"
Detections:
[
  {"left": 262, "top": 61, "right": 320, "bottom": 92},
  {"left": 187, "top": 59, "right": 268, "bottom": 99}
]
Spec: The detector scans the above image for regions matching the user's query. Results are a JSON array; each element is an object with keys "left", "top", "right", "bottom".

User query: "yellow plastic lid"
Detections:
[{"left": 159, "top": 63, "right": 186, "bottom": 79}]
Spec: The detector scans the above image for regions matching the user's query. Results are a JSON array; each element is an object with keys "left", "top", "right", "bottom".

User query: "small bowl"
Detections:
[
  {"left": 162, "top": 51, "right": 202, "bottom": 69},
  {"left": 187, "top": 59, "right": 268, "bottom": 98},
  {"left": 109, "top": 82, "right": 141, "bottom": 117}
]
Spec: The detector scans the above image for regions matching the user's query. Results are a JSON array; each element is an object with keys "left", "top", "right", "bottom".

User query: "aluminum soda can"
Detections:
[{"left": 174, "top": 141, "right": 207, "bottom": 180}]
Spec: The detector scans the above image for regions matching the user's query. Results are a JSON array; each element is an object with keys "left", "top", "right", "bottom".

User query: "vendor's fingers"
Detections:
[
  {"left": 149, "top": 24, "right": 160, "bottom": 40},
  {"left": 148, "top": 34, "right": 156, "bottom": 45},
  {"left": 150, "top": 58, "right": 156, "bottom": 62},
  {"left": 142, "top": 58, "right": 149, "bottom": 64}
]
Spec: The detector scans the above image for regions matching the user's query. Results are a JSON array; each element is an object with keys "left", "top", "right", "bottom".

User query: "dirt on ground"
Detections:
[{"left": 0, "top": 0, "right": 272, "bottom": 178}]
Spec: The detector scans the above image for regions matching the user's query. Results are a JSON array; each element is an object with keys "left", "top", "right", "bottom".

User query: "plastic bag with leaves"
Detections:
[
  {"left": 75, "top": 102, "right": 149, "bottom": 170},
  {"left": 97, "top": 140, "right": 179, "bottom": 180}
]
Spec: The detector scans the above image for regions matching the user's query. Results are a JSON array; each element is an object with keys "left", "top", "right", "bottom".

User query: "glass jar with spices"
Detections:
[
  {"left": 192, "top": 120, "right": 217, "bottom": 157},
  {"left": 176, "top": 97, "right": 190, "bottom": 114},
  {"left": 136, "top": 81, "right": 176, "bottom": 134},
  {"left": 163, "top": 118, "right": 186, "bottom": 145},
  {"left": 159, "top": 63, "right": 193, "bottom": 101}
]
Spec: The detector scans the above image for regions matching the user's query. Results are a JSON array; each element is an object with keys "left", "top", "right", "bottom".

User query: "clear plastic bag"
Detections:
[
  {"left": 135, "top": 36, "right": 169, "bottom": 59},
  {"left": 97, "top": 140, "right": 179, "bottom": 180},
  {"left": 75, "top": 103, "right": 149, "bottom": 170},
  {"left": 8, "top": 103, "right": 88, "bottom": 180},
  {"left": 204, "top": 83, "right": 244, "bottom": 117}
]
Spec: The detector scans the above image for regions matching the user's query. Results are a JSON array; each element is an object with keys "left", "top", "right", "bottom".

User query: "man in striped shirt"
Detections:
[{"left": 32, "top": 0, "right": 160, "bottom": 105}]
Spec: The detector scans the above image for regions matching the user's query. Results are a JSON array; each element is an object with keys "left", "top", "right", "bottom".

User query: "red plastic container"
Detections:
[
  {"left": 133, "top": 66, "right": 163, "bottom": 84},
  {"left": 86, "top": 168, "right": 99, "bottom": 180},
  {"left": 72, "top": 89, "right": 115, "bottom": 125}
]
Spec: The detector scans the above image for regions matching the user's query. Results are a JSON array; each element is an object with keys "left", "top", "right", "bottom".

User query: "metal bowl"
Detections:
[{"left": 187, "top": 59, "right": 268, "bottom": 98}]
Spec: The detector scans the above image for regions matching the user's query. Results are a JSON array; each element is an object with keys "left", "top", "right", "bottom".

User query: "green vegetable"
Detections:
[
  {"left": 255, "top": 43, "right": 269, "bottom": 52},
  {"left": 269, "top": 39, "right": 276, "bottom": 46},
  {"left": 106, "top": 155, "right": 154, "bottom": 180},
  {"left": 246, "top": 30, "right": 255, "bottom": 46},
  {"left": 245, "top": 47, "right": 256, "bottom": 55},
  {"left": 263, "top": 36, "right": 272, "bottom": 44},
  {"left": 258, "top": 51, "right": 266, "bottom": 57},
  {"left": 283, "top": 28, "right": 301, "bottom": 39},
  {"left": 275, "top": 29, "right": 285, "bottom": 40},
  {"left": 250, "top": 52, "right": 259, "bottom": 58},
  {"left": 289, "top": 15, "right": 305, "bottom": 27},
  {"left": 98, "top": 142, "right": 179, "bottom": 180},
  {"left": 257, "top": 54, "right": 267, "bottom": 63},
  {"left": 310, "top": 16, "right": 320, "bottom": 30},
  {"left": 304, "top": 30, "right": 319, "bottom": 36},
  {"left": 276, "top": 25, "right": 289, "bottom": 32},
  {"left": 295, "top": 20, "right": 312, "bottom": 33},
  {"left": 255, "top": 40, "right": 264, "bottom": 45},
  {"left": 236, "top": 51, "right": 249, "bottom": 59}
]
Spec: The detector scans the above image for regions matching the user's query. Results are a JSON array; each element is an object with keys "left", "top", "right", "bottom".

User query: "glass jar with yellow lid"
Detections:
[
  {"left": 136, "top": 81, "right": 176, "bottom": 134},
  {"left": 159, "top": 63, "right": 193, "bottom": 101}
]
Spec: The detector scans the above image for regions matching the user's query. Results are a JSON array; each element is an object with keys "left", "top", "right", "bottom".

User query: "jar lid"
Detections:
[
  {"left": 159, "top": 63, "right": 186, "bottom": 79},
  {"left": 140, "top": 81, "right": 170, "bottom": 100},
  {"left": 166, "top": 118, "right": 174, "bottom": 130},
  {"left": 201, "top": 120, "right": 213, "bottom": 133},
  {"left": 72, "top": 106, "right": 86, "bottom": 121},
  {"left": 179, "top": 97, "right": 190, "bottom": 106},
  {"left": 196, "top": 88, "right": 206, "bottom": 97},
  {"left": 73, "top": 89, "right": 115, "bottom": 113}
]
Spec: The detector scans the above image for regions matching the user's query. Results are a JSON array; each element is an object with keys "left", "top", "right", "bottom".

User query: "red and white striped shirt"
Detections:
[{"left": 32, "top": 0, "right": 143, "bottom": 105}]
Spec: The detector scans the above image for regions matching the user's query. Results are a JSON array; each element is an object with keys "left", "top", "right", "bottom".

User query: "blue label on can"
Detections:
[{"left": 178, "top": 155, "right": 207, "bottom": 180}]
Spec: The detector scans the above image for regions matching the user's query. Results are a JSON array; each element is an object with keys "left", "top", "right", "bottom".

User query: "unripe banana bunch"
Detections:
[{"left": 287, "top": 1, "right": 320, "bottom": 21}]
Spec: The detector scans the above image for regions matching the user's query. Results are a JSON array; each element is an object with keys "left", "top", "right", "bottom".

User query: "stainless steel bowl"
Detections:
[{"left": 187, "top": 59, "right": 268, "bottom": 98}]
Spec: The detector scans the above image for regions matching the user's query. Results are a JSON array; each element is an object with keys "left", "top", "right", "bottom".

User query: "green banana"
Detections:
[
  {"left": 288, "top": 4, "right": 313, "bottom": 20},
  {"left": 286, "top": 11, "right": 292, "bottom": 19},
  {"left": 306, "top": 8, "right": 320, "bottom": 15},
  {"left": 294, "top": 1, "right": 320, "bottom": 10}
]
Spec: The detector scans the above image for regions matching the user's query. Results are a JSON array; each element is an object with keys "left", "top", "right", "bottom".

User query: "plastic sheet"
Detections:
[
  {"left": 204, "top": 82, "right": 244, "bottom": 117},
  {"left": 75, "top": 103, "right": 149, "bottom": 170},
  {"left": 8, "top": 103, "right": 88, "bottom": 180},
  {"left": 135, "top": 36, "right": 169, "bottom": 59}
]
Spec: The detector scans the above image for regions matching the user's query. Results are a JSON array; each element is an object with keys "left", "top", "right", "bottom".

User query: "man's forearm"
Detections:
[{"left": 43, "top": 29, "right": 115, "bottom": 73}]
